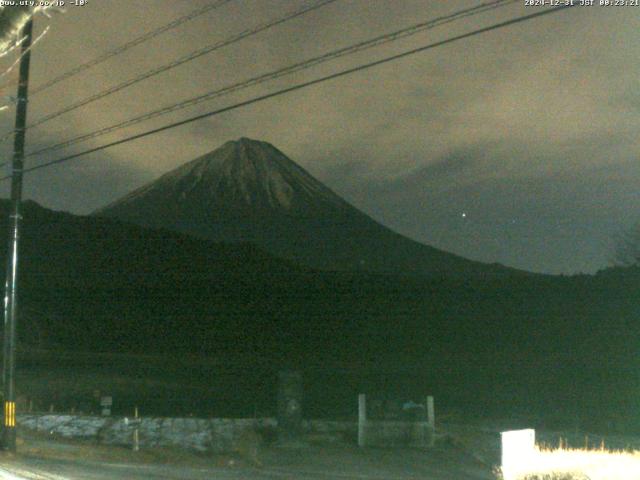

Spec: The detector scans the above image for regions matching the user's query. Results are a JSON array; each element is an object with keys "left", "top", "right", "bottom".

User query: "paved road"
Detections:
[{"left": 0, "top": 444, "right": 495, "bottom": 480}]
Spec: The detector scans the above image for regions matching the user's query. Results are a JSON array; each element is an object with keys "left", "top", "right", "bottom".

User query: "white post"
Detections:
[
  {"left": 358, "top": 394, "right": 366, "bottom": 447},
  {"left": 426, "top": 396, "right": 435, "bottom": 446}
]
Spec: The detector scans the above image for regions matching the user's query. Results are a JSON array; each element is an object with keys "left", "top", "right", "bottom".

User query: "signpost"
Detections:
[{"left": 100, "top": 396, "right": 112, "bottom": 416}]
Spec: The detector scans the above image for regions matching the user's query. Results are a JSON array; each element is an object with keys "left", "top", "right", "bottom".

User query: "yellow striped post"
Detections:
[{"left": 4, "top": 401, "right": 15, "bottom": 428}]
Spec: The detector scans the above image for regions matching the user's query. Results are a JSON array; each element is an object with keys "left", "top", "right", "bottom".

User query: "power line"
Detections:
[
  {"left": 25, "top": 0, "right": 518, "bottom": 160},
  {"left": 0, "top": 5, "right": 574, "bottom": 182},
  {"left": 29, "top": 0, "right": 234, "bottom": 96},
  {"left": 0, "top": 0, "right": 338, "bottom": 144}
]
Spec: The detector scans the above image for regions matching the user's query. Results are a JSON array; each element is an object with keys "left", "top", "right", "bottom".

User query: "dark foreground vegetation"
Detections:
[{"left": 0, "top": 201, "right": 638, "bottom": 430}]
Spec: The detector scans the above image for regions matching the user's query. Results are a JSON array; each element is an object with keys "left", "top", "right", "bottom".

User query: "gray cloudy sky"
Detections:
[{"left": 0, "top": 0, "right": 637, "bottom": 274}]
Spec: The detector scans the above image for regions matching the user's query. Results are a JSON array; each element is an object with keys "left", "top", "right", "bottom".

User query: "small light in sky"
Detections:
[{"left": 461, "top": 212, "right": 466, "bottom": 218}]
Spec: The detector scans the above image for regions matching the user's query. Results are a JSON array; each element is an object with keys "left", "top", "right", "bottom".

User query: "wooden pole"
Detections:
[{"left": 2, "top": 16, "right": 33, "bottom": 453}]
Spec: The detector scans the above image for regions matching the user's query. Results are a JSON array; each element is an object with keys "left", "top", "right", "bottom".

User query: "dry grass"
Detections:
[{"left": 498, "top": 443, "right": 640, "bottom": 480}]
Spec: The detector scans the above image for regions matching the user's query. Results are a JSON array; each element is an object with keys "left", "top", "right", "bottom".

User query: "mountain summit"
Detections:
[
  {"left": 95, "top": 138, "right": 518, "bottom": 277},
  {"left": 98, "top": 137, "right": 352, "bottom": 215}
]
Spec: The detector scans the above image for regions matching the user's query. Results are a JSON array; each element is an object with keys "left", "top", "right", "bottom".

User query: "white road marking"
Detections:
[
  {"left": 260, "top": 467, "right": 419, "bottom": 479},
  {"left": 0, "top": 467, "right": 26, "bottom": 480},
  {"left": 0, "top": 466, "right": 70, "bottom": 480}
]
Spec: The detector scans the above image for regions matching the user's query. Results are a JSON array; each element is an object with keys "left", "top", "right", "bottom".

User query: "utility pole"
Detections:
[{"left": 2, "top": 17, "right": 34, "bottom": 452}]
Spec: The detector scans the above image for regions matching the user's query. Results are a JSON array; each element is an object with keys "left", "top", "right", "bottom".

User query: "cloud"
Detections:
[
  {"left": 0, "top": 0, "right": 636, "bottom": 273},
  {"left": 18, "top": 151, "right": 149, "bottom": 214}
]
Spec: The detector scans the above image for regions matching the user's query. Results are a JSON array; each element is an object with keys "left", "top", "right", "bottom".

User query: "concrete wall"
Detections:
[{"left": 363, "top": 420, "right": 432, "bottom": 447}]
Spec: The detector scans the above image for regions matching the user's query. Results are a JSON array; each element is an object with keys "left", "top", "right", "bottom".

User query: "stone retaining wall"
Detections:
[{"left": 17, "top": 414, "right": 357, "bottom": 453}]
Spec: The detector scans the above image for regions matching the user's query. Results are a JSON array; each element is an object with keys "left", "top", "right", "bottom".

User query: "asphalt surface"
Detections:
[{"left": 0, "top": 444, "right": 495, "bottom": 480}]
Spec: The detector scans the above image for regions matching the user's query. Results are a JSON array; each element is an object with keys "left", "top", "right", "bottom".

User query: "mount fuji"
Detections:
[{"left": 95, "top": 137, "right": 520, "bottom": 277}]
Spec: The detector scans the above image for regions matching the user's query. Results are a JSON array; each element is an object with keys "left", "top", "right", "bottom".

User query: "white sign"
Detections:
[{"left": 501, "top": 428, "right": 536, "bottom": 479}]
